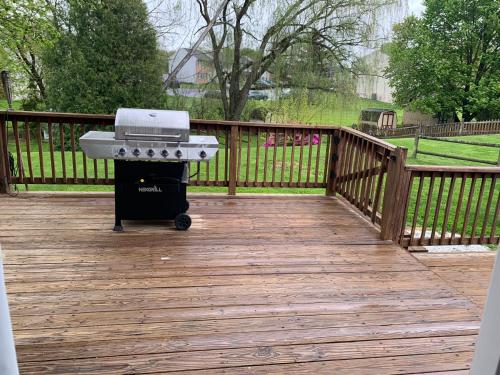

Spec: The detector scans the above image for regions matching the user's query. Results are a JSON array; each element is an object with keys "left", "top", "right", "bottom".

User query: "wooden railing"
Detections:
[
  {"left": 359, "top": 120, "right": 500, "bottom": 139},
  {"left": 2, "top": 110, "right": 499, "bottom": 248},
  {"left": 0, "top": 111, "right": 336, "bottom": 195},
  {"left": 396, "top": 166, "right": 500, "bottom": 247},
  {"left": 332, "top": 127, "right": 405, "bottom": 232}
]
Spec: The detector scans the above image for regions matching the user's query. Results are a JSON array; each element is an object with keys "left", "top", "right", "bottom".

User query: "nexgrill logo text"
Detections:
[{"left": 138, "top": 186, "right": 163, "bottom": 193}]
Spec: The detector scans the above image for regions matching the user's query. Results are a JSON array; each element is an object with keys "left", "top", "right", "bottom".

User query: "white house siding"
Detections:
[
  {"left": 356, "top": 51, "right": 394, "bottom": 104},
  {"left": 169, "top": 48, "right": 198, "bottom": 84}
]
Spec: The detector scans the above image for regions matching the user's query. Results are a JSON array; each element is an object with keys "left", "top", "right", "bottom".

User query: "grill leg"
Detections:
[
  {"left": 114, "top": 198, "right": 123, "bottom": 232},
  {"left": 113, "top": 216, "right": 123, "bottom": 232}
]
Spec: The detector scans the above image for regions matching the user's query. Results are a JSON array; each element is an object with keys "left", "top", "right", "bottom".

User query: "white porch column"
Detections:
[
  {"left": 0, "top": 247, "right": 19, "bottom": 375},
  {"left": 471, "top": 250, "right": 500, "bottom": 375}
]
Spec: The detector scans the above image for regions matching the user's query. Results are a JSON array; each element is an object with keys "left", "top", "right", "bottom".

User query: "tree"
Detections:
[
  {"left": 195, "top": 0, "right": 395, "bottom": 120},
  {"left": 386, "top": 0, "right": 499, "bottom": 122},
  {"left": 0, "top": 0, "right": 59, "bottom": 102},
  {"left": 43, "top": 0, "right": 165, "bottom": 113}
]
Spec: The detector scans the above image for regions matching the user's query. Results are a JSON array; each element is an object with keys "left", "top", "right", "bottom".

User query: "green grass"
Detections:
[
  {"left": 0, "top": 99, "right": 22, "bottom": 110},
  {"left": 390, "top": 134, "right": 500, "bottom": 167}
]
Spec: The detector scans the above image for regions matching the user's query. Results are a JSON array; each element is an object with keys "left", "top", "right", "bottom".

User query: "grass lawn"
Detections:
[{"left": 0, "top": 99, "right": 22, "bottom": 110}]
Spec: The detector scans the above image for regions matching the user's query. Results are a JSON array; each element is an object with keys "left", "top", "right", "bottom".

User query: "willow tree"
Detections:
[{"left": 195, "top": 0, "right": 398, "bottom": 120}]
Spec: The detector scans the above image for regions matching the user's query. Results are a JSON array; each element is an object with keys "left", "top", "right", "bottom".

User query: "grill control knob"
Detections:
[
  {"left": 175, "top": 149, "right": 183, "bottom": 158},
  {"left": 147, "top": 149, "right": 155, "bottom": 157},
  {"left": 161, "top": 149, "right": 169, "bottom": 158},
  {"left": 199, "top": 150, "right": 207, "bottom": 159},
  {"left": 132, "top": 148, "right": 140, "bottom": 157},
  {"left": 118, "top": 148, "right": 126, "bottom": 156}
]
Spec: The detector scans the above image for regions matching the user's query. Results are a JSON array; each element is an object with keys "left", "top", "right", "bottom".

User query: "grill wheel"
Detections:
[{"left": 175, "top": 213, "right": 191, "bottom": 230}]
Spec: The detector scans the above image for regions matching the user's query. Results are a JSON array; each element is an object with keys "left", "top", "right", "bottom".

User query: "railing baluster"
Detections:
[
  {"left": 410, "top": 173, "right": 425, "bottom": 246},
  {"left": 244, "top": 127, "right": 250, "bottom": 186},
  {"left": 24, "top": 120, "right": 34, "bottom": 183},
  {"left": 322, "top": 132, "right": 330, "bottom": 186},
  {"left": 281, "top": 128, "right": 287, "bottom": 186},
  {"left": 215, "top": 126, "right": 220, "bottom": 184},
  {"left": 314, "top": 130, "right": 322, "bottom": 187},
  {"left": 460, "top": 174, "right": 477, "bottom": 244},
  {"left": 271, "top": 129, "right": 278, "bottom": 185},
  {"left": 470, "top": 174, "right": 486, "bottom": 243},
  {"left": 92, "top": 125, "right": 98, "bottom": 181},
  {"left": 480, "top": 175, "right": 496, "bottom": 243},
  {"left": 254, "top": 127, "right": 260, "bottom": 187},
  {"left": 430, "top": 173, "right": 446, "bottom": 243},
  {"left": 440, "top": 175, "right": 456, "bottom": 244},
  {"left": 290, "top": 129, "right": 297, "bottom": 184},
  {"left": 353, "top": 139, "right": 366, "bottom": 206},
  {"left": 237, "top": 126, "right": 243, "bottom": 184},
  {"left": 297, "top": 129, "right": 305, "bottom": 185},
  {"left": 59, "top": 123, "right": 67, "bottom": 183},
  {"left": 70, "top": 123, "right": 77, "bottom": 182},
  {"left": 419, "top": 173, "right": 435, "bottom": 246},
  {"left": 12, "top": 120, "right": 24, "bottom": 184},
  {"left": 450, "top": 175, "right": 467, "bottom": 243},
  {"left": 306, "top": 130, "right": 314, "bottom": 186},
  {"left": 263, "top": 128, "right": 269, "bottom": 185},
  {"left": 205, "top": 124, "right": 210, "bottom": 184},
  {"left": 36, "top": 122, "right": 45, "bottom": 183},
  {"left": 48, "top": 122, "right": 56, "bottom": 182}
]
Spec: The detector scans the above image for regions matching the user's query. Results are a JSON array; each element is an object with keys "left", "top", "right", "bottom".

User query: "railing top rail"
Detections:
[
  {"left": 406, "top": 165, "right": 500, "bottom": 173},
  {"left": 0, "top": 110, "right": 340, "bottom": 131},
  {"left": 341, "top": 126, "right": 397, "bottom": 151},
  {"left": 191, "top": 118, "right": 340, "bottom": 130},
  {"left": 1, "top": 110, "right": 115, "bottom": 121}
]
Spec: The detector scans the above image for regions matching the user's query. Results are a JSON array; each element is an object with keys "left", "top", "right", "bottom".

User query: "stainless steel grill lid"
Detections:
[
  {"left": 79, "top": 108, "right": 218, "bottom": 162},
  {"left": 115, "top": 108, "right": 190, "bottom": 142}
]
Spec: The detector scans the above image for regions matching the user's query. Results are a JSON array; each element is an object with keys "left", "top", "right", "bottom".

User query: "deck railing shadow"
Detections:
[{"left": 1, "top": 110, "right": 499, "bottom": 247}]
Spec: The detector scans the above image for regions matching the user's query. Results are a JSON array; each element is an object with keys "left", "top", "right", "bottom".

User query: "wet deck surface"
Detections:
[{"left": 0, "top": 193, "right": 491, "bottom": 374}]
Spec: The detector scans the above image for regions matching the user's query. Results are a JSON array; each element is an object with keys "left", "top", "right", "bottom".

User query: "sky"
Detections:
[{"left": 408, "top": 0, "right": 425, "bottom": 15}]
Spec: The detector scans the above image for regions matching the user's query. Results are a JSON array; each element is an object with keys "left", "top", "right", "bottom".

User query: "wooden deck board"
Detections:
[
  {"left": 414, "top": 252, "right": 496, "bottom": 309},
  {"left": 0, "top": 193, "right": 488, "bottom": 374}
]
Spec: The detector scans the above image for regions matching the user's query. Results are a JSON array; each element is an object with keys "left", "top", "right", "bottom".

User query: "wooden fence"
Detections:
[
  {"left": 413, "top": 135, "right": 500, "bottom": 166},
  {"left": 1, "top": 110, "right": 499, "bottom": 247},
  {"left": 359, "top": 120, "right": 500, "bottom": 139}
]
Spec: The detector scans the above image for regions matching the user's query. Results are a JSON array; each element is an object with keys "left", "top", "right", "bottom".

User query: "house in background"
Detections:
[
  {"left": 356, "top": 50, "right": 393, "bottom": 103},
  {"left": 169, "top": 48, "right": 214, "bottom": 84}
]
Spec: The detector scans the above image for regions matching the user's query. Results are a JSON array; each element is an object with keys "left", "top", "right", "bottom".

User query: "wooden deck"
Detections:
[
  {"left": 414, "top": 252, "right": 496, "bottom": 309},
  {"left": 0, "top": 193, "right": 492, "bottom": 374}
]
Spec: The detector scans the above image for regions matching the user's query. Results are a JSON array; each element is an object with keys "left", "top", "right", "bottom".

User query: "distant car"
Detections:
[
  {"left": 203, "top": 90, "right": 221, "bottom": 99},
  {"left": 248, "top": 90, "right": 268, "bottom": 101},
  {"left": 253, "top": 79, "right": 275, "bottom": 90}
]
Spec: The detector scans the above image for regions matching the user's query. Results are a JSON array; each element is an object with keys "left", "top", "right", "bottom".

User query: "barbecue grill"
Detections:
[{"left": 80, "top": 108, "right": 218, "bottom": 231}]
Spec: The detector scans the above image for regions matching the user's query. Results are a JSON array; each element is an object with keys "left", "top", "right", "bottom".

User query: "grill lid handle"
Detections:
[{"left": 124, "top": 132, "right": 182, "bottom": 139}]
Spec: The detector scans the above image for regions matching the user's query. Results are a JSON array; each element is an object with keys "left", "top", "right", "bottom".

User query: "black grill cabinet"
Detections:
[{"left": 113, "top": 160, "right": 191, "bottom": 231}]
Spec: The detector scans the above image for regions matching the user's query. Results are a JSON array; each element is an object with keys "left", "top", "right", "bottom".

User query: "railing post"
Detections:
[
  {"left": 412, "top": 128, "right": 420, "bottom": 159},
  {"left": 326, "top": 129, "right": 341, "bottom": 196},
  {"left": 228, "top": 125, "right": 238, "bottom": 195},
  {"left": 0, "top": 115, "right": 11, "bottom": 194},
  {"left": 380, "top": 147, "right": 409, "bottom": 241}
]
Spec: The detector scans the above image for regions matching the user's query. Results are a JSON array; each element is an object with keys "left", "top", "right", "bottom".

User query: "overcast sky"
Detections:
[{"left": 408, "top": 0, "right": 425, "bottom": 15}]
